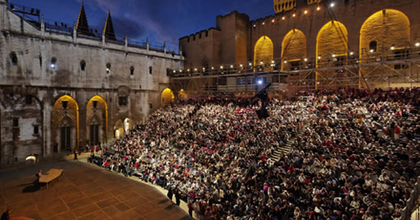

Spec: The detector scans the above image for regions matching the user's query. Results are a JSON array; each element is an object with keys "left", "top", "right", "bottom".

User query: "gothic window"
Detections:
[
  {"left": 10, "top": 52, "right": 17, "bottom": 65},
  {"left": 106, "top": 63, "right": 111, "bottom": 74},
  {"left": 119, "top": 96, "right": 127, "bottom": 106},
  {"left": 369, "top": 41, "right": 377, "bottom": 52},
  {"left": 80, "top": 60, "right": 86, "bottom": 71},
  {"left": 130, "top": 66, "right": 135, "bottom": 76}
]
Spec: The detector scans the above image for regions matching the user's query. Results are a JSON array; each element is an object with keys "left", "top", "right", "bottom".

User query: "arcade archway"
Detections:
[
  {"left": 52, "top": 95, "right": 79, "bottom": 154},
  {"left": 316, "top": 20, "right": 348, "bottom": 88},
  {"left": 161, "top": 88, "right": 174, "bottom": 106},
  {"left": 281, "top": 29, "right": 307, "bottom": 70},
  {"left": 254, "top": 36, "right": 274, "bottom": 71},
  {"left": 86, "top": 95, "right": 108, "bottom": 146}
]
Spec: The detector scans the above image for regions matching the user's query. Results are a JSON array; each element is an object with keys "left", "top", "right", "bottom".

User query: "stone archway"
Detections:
[
  {"left": 52, "top": 95, "right": 79, "bottom": 154},
  {"left": 316, "top": 20, "right": 348, "bottom": 89},
  {"left": 254, "top": 36, "right": 274, "bottom": 71},
  {"left": 86, "top": 95, "right": 108, "bottom": 146},
  {"left": 360, "top": 9, "right": 411, "bottom": 88},
  {"left": 281, "top": 29, "right": 307, "bottom": 70},
  {"left": 114, "top": 119, "right": 124, "bottom": 139},
  {"left": 161, "top": 88, "right": 174, "bottom": 106}
]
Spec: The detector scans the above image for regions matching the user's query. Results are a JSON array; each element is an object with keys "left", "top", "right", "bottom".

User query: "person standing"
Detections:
[
  {"left": 74, "top": 149, "right": 78, "bottom": 160},
  {"left": 167, "top": 186, "right": 173, "bottom": 201},
  {"left": 175, "top": 189, "right": 181, "bottom": 206}
]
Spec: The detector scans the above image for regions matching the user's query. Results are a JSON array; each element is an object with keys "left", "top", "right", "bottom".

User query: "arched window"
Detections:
[
  {"left": 130, "top": 66, "right": 134, "bottom": 76},
  {"left": 80, "top": 60, "right": 86, "bottom": 71},
  {"left": 10, "top": 52, "right": 17, "bottom": 65},
  {"left": 50, "top": 57, "right": 57, "bottom": 69},
  {"left": 369, "top": 41, "right": 377, "bottom": 52},
  {"left": 149, "top": 66, "right": 153, "bottom": 75},
  {"left": 106, "top": 63, "right": 111, "bottom": 74}
]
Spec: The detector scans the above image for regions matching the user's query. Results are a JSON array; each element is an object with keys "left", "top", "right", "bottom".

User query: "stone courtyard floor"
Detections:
[{"left": 0, "top": 159, "right": 192, "bottom": 220}]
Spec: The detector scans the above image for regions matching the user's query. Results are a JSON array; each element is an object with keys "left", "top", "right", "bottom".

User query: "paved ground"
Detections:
[{"left": 0, "top": 159, "right": 192, "bottom": 220}]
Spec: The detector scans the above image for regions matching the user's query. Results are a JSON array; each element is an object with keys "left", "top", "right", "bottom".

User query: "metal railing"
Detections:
[{"left": 401, "top": 176, "right": 420, "bottom": 220}]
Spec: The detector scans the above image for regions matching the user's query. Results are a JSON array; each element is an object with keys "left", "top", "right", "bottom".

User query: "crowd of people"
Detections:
[{"left": 91, "top": 87, "right": 420, "bottom": 220}]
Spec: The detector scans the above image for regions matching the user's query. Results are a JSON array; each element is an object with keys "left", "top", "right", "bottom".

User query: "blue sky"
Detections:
[{"left": 9, "top": 0, "right": 273, "bottom": 46}]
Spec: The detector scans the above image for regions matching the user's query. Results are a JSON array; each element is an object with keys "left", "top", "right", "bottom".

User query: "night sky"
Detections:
[{"left": 9, "top": 0, "right": 273, "bottom": 47}]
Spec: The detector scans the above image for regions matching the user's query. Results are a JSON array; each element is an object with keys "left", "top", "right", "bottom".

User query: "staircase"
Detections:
[{"left": 271, "top": 129, "right": 304, "bottom": 161}]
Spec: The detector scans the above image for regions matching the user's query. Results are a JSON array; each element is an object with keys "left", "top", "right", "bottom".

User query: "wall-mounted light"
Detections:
[
  {"left": 369, "top": 49, "right": 374, "bottom": 53},
  {"left": 284, "top": 60, "right": 288, "bottom": 64},
  {"left": 282, "top": 16, "right": 285, "bottom": 20},
  {"left": 272, "top": 19, "right": 275, "bottom": 23},
  {"left": 318, "top": 56, "right": 321, "bottom": 60},
  {"left": 317, "top": 6, "right": 321, "bottom": 11},
  {"left": 292, "top": 13, "right": 296, "bottom": 17},
  {"left": 330, "top": 2, "right": 335, "bottom": 7},
  {"left": 220, "top": 66, "right": 223, "bottom": 69},
  {"left": 416, "top": 42, "right": 420, "bottom": 47},
  {"left": 230, "top": 65, "right": 234, "bottom": 68},
  {"left": 349, "top": 52, "right": 354, "bottom": 56},
  {"left": 304, "top": 58, "right": 308, "bottom": 62},
  {"left": 390, "top": 45, "right": 395, "bottom": 50}
]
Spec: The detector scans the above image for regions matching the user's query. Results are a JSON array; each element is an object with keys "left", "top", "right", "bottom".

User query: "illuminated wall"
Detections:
[
  {"left": 281, "top": 29, "right": 307, "bottom": 70},
  {"left": 317, "top": 21, "right": 348, "bottom": 64},
  {"left": 254, "top": 36, "right": 274, "bottom": 67},
  {"left": 360, "top": 9, "right": 410, "bottom": 58},
  {"left": 161, "top": 88, "right": 174, "bottom": 106}
]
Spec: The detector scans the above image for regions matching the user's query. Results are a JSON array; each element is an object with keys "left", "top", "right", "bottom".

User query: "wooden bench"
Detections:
[{"left": 39, "top": 168, "right": 64, "bottom": 189}]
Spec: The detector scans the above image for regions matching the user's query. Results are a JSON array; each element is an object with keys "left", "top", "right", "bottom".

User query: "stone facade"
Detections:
[
  {"left": 0, "top": 0, "right": 183, "bottom": 167},
  {"left": 178, "top": 0, "right": 420, "bottom": 92}
]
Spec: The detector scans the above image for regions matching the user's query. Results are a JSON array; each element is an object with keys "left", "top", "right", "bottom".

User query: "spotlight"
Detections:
[{"left": 257, "top": 80, "right": 263, "bottom": 85}]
